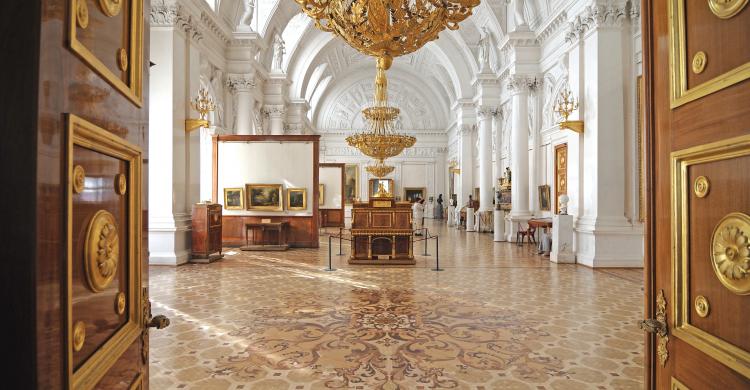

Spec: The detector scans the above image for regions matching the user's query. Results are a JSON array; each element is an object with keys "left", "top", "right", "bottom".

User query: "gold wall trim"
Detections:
[
  {"left": 669, "top": 0, "right": 750, "bottom": 108},
  {"left": 68, "top": 0, "right": 144, "bottom": 106},
  {"left": 66, "top": 114, "right": 144, "bottom": 389},
  {"left": 671, "top": 376, "right": 691, "bottom": 390},
  {"left": 670, "top": 134, "right": 750, "bottom": 380}
]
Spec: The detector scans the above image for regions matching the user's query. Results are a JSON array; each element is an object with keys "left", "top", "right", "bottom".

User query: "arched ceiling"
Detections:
[{"left": 218, "top": 0, "right": 558, "bottom": 133}]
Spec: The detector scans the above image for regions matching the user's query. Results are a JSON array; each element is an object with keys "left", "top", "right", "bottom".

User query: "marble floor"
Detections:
[{"left": 149, "top": 220, "right": 644, "bottom": 389}]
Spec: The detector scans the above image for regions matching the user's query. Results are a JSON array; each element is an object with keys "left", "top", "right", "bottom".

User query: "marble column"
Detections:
[
  {"left": 227, "top": 74, "right": 255, "bottom": 135},
  {"left": 264, "top": 105, "right": 286, "bottom": 135},
  {"left": 477, "top": 106, "right": 496, "bottom": 212},
  {"left": 458, "top": 124, "right": 474, "bottom": 208},
  {"left": 493, "top": 111, "right": 503, "bottom": 186},
  {"left": 507, "top": 75, "right": 537, "bottom": 227}
]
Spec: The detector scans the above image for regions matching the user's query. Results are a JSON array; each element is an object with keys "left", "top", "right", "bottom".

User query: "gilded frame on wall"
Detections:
[
  {"left": 344, "top": 164, "right": 359, "bottom": 204},
  {"left": 66, "top": 114, "right": 144, "bottom": 389},
  {"left": 403, "top": 187, "right": 426, "bottom": 203},
  {"left": 319, "top": 183, "right": 325, "bottom": 206},
  {"left": 223, "top": 187, "right": 245, "bottom": 210},
  {"left": 538, "top": 185, "right": 551, "bottom": 211},
  {"left": 287, "top": 188, "right": 307, "bottom": 211},
  {"left": 246, "top": 184, "right": 284, "bottom": 211},
  {"left": 68, "top": 0, "right": 144, "bottom": 106}
]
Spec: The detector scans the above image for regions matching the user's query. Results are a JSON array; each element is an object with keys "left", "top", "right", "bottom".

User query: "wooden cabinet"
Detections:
[
  {"left": 350, "top": 198, "right": 414, "bottom": 265},
  {"left": 191, "top": 203, "right": 223, "bottom": 262}
]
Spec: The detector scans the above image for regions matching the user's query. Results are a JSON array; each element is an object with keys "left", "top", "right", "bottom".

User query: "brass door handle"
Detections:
[
  {"left": 148, "top": 315, "right": 170, "bottom": 329},
  {"left": 639, "top": 318, "right": 667, "bottom": 337}
]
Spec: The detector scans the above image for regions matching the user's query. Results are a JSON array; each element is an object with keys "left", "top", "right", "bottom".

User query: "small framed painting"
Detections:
[
  {"left": 403, "top": 187, "right": 426, "bottom": 203},
  {"left": 223, "top": 187, "right": 245, "bottom": 210},
  {"left": 287, "top": 188, "right": 307, "bottom": 210},
  {"left": 319, "top": 184, "right": 325, "bottom": 206},
  {"left": 246, "top": 184, "right": 283, "bottom": 211},
  {"left": 538, "top": 185, "right": 551, "bottom": 211}
]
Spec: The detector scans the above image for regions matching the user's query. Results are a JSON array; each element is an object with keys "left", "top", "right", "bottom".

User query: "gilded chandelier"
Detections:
[
  {"left": 555, "top": 87, "right": 584, "bottom": 133},
  {"left": 366, "top": 161, "right": 395, "bottom": 178},
  {"left": 345, "top": 56, "right": 416, "bottom": 162}
]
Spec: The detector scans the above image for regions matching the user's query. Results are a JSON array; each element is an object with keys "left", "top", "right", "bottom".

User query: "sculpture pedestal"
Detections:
[
  {"left": 466, "top": 208, "right": 476, "bottom": 232},
  {"left": 551, "top": 214, "right": 575, "bottom": 263},
  {"left": 493, "top": 210, "right": 506, "bottom": 242}
]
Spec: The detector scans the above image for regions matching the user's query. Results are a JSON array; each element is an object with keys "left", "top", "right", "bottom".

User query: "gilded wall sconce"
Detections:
[
  {"left": 185, "top": 88, "right": 216, "bottom": 132},
  {"left": 555, "top": 88, "right": 584, "bottom": 133}
]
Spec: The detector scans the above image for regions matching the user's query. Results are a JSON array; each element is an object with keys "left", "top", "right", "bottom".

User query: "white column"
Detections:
[
  {"left": 493, "top": 112, "right": 503, "bottom": 187},
  {"left": 148, "top": 21, "right": 192, "bottom": 266},
  {"left": 508, "top": 75, "right": 536, "bottom": 220},
  {"left": 227, "top": 74, "right": 255, "bottom": 135},
  {"left": 574, "top": 8, "right": 643, "bottom": 267},
  {"left": 477, "top": 107, "right": 495, "bottom": 212},
  {"left": 458, "top": 125, "right": 474, "bottom": 207},
  {"left": 264, "top": 105, "right": 286, "bottom": 135}
]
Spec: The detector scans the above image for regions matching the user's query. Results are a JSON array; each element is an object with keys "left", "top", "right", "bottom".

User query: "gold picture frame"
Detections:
[
  {"left": 246, "top": 184, "right": 283, "bottom": 211},
  {"left": 223, "top": 187, "right": 245, "bottom": 210},
  {"left": 403, "top": 187, "right": 426, "bottom": 203},
  {"left": 319, "top": 184, "right": 325, "bottom": 206},
  {"left": 344, "top": 164, "right": 359, "bottom": 204},
  {"left": 538, "top": 185, "right": 551, "bottom": 211},
  {"left": 68, "top": 0, "right": 144, "bottom": 106},
  {"left": 287, "top": 188, "right": 307, "bottom": 211}
]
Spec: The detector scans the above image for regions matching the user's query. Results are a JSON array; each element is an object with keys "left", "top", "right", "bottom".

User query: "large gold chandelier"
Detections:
[
  {"left": 345, "top": 56, "right": 416, "bottom": 162},
  {"left": 366, "top": 160, "right": 395, "bottom": 178}
]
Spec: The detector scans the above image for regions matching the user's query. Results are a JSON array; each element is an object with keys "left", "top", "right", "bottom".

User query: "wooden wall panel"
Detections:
[
  {"left": 320, "top": 209, "right": 344, "bottom": 227},
  {"left": 222, "top": 216, "right": 318, "bottom": 248}
]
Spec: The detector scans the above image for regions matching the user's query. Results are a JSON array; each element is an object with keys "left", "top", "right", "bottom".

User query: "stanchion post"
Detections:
[
  {"left": 325, "top": 235, "right": 336, "bottom": 271},
  {"left": 339, "top": 228, "right": 343, "bottom": 256},
  {"left": 432, "top": 236, "right": 443, "bottom": 271},
  {"left": 423, "top": 228, "right": 430, "bottom": 256}
]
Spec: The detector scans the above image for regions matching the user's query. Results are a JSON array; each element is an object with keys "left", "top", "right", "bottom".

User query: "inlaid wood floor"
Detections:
[{"left": 149, "top": 220, "right": 644, "bottom": 389}]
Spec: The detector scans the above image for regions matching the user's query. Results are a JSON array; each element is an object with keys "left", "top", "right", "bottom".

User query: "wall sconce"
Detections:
[
  {"left": 185, "top": 88, "right": 216, "bottom": 132},
  {"left": 555, "top": 88, "right": 584, "bottom": 133}
]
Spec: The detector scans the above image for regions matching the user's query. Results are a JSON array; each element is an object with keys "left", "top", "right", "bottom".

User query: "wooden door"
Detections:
[
  {"left": 1, "top": 0, "right": 167, "bottom": 388},
  {"left": 554, "top": 143, "right": 567, "bottom": 214},
  {"left": 643, "top": 0, "right": 750, "bottom": 388}
]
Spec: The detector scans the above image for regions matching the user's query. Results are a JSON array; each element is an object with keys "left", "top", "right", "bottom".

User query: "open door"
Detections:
[
  {"left": 643, "top": 0, "right": 750, "bottom": 388},
  {"left": 1, "top": 0, "right": 168, "bottom": 388}
]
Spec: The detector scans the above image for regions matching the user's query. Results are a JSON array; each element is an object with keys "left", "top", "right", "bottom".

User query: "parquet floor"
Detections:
[{"left": 149, "top": 220, "right": 644, "bottom": 389}]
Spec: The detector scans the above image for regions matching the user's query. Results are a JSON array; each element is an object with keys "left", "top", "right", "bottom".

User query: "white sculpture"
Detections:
[
  {"left": 558, "top": 194, "right": 570, "bottom": 215},
  {"left": 238, "top": 0, "right": 255, "bottom": 30},
  {"left": 477, "top": 26, "right": 492, "bottom": 71},
  {"left": 271, "top": 34, "right": 285, "bottom": 72},
  {"left": 210, "top": 69, "right": 224, "bottom": 127}
]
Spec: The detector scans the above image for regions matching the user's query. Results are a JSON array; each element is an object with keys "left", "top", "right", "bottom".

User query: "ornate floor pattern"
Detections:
[{"left": 149, "top": 221, "right": 644, "bottom": 389}]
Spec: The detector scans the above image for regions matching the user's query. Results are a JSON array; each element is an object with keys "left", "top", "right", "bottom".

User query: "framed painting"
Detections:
[
  {"left": 287, "top": 188, "right": 307, "bottom": 211},
  {"left": 538, "top": 185, "right": 551, "bottom": 211},
  {"left": 344, "top": 164, "right": 359, "bottom": 204},
  {"left": 403, "top": 187, "right": 426, "bottom": 203},
  {"left": 246, "top": 184, "right": 283, "bottom": 211},
  {"left": 369, "top": 178, "right": 394, "bottom": 197},
  {"left": 223, "top": 187, "right": 245, "bottom": 210},
  {"left": 319, "top": 183, "right": 325, "bottom": 206}
]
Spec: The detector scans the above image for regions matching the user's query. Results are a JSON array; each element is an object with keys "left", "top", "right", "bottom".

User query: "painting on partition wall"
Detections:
[
  {"left": 319, "top": 184, "right": 325, "bottom": 206},
  {"left": 538, "top": 185, "right": 551, "bottom": 211},
  {"left": 344, "top": 164, "right": 359, "bottom": 204},
  {"left": 403, "top": 187, "right": 426, "bottom": 203},
  {"left": 246, "top": 184, "right": 283, "bottom": 211},
  {"left": 287, "top": 188, "right": 307, "bottom": 210},
  {"left": 223, "top": 187, "right": 245, "bottom": 210}
]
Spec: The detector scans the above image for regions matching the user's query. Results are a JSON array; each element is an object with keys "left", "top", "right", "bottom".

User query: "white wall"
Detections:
[
  {"left": 217, "top": 141, "right": 315, "bottom": 216},
  {"left": 319, "top": 166, "right": 342, "bottom": 208}
]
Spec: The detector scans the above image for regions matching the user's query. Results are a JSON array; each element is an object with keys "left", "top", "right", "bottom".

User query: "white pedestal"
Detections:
[
  {"left": 551, "top": 214, "right": 575, "bottom": 263},
  {"left": 466, "top": 208, "right": 476, "bottom": 232},
  {"left": 494, "top": 210, "right": 506, "bottom": 242},
  {"left": 447, "top": 206, "right": 456, "bottom": 226}
]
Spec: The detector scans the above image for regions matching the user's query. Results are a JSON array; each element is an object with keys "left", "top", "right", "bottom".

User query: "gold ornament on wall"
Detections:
[
  {"left": 554, "top": 87, "right": 584, "bottom": 133},
  {"left": 711, "top": 212, "right": 750, "bottom": 295},
  {"left": 73, "top": 165, "right": 86, "bottom": 194},
  {"left": 98, "top": 0, "right": 123, "bottom": 17},
  {"left": 117, "top": 48, "right": 129, "bottom": 72},
  {"left": 694, "top": 295, "right": 710, "bottom": 318},
  {"left": 691, "top": 51, "right": 707, "bottom": 75},
  {"left": 115, "top": 291, "right": 126, "bottom": 315},
  {"left": 694, "top": 175, "right": 710, "bottom": 198},
  {"left": 77, "top": 0, "right": 89, "bottom": 28},
  {"left": 708, "top": 0, "right": 748, "bottom": 19},
  {"left": 73, "top": 321, "right": 86, "bottom": 352},
  {"left": 115, "top": 173, "right": 127, "bottom": 195},
  {"left": 84, "top": 210, "right": 119, "bottom": 292},
  {"left": 186, "top": 88, "right": 216, "bottom": 132}
]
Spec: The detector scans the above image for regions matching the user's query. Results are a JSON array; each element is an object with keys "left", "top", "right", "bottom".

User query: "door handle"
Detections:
[
  {"left": 639, "top": 318, "right": 667, "bottom": 337},
  {"left": 147, "top": 314, "right": 170, "bottom": 329}
]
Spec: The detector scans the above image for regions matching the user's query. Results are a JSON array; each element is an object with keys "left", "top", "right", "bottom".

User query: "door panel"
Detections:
[
  {"left": 554, "top": 144, "right": 567, "bottom": 214},
  {"left": 645, "top": 0, "right": 750, "bottom": 388}
]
